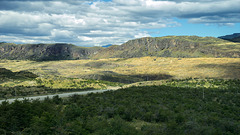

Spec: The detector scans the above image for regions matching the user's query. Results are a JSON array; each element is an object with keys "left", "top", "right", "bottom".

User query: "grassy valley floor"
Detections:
[{"left": 0, "top": 57, "right": 239, "bottom": 81}]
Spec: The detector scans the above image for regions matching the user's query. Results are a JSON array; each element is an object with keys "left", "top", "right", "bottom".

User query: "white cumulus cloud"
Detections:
[{"left": 0, "top": 0, "right": 239, "bottom": 46}]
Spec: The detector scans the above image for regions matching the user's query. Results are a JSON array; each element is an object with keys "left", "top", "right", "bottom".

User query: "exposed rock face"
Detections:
[{"left": 0, "top": 43, "right": 103, "bottom": 61}]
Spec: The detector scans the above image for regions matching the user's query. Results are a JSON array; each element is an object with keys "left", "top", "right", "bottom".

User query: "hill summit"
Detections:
[{"left": 0, "top": 36, "right": 240, "bottom": 61}]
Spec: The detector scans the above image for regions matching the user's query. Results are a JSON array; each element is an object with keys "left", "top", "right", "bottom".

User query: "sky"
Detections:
[{"left": 0, "top": 0, "right": 239, "bottom": 46}]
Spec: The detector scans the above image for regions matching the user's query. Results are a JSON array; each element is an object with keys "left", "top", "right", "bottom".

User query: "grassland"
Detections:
[{"left": 0, "top": 57, "right": 239, "bottom": 81}]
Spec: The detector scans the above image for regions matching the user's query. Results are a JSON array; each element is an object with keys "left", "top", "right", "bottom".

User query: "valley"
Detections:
[
  {"left": 0, "top": 35, "right": 240, "bottom": 134},
  {"left": 1, "top": 0, "right": 239, "bottom": 133},
  {"left": 0, "top": 57, "right": 240, "bottom": 82}
]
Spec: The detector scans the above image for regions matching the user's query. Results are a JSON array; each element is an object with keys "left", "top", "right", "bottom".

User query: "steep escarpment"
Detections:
[
  {"left": 92, "top": 36, "right": 240, "bottom": 59},
  {"left": 0, "top": 43, "right": 103, "bottom": 61}
]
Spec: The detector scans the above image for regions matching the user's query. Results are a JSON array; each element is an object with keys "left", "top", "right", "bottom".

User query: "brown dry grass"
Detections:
[{"left": 0, "top": 57, "right": 239, "bottom": 81}]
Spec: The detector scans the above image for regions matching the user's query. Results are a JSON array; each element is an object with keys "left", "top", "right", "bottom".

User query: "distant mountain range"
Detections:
[
  {"left": 0, "top": 35, "right": 239, "bottom": 61},
  {"left": 218, "top": 33, "right": 240, "bottom": 42},
  {"left": 102, "top": 44, "right": 113, "bottom": 48}
]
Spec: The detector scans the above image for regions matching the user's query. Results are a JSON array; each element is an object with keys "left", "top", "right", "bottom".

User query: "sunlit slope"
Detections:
[
  {"left": 93, "top": 36, "right": 240, "bottom": 59},
  {"left": 0, "top": 57, "right": 239, "bottom": 83}
]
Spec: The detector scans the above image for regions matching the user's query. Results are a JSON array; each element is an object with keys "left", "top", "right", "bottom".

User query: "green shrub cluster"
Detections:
[{"left": 164, "top": 78, "right": 240, "bottom": 89}]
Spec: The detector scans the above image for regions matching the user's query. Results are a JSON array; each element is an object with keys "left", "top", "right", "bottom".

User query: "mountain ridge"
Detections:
[
  {"left": 0, "top": 35, "right": 240, "bottom": 61},
  {"left": 218, "top": 33, "right": 240, "bottom": 42},
  {"left": 92, "top": 36, "right": 240, "bottom": 59}
]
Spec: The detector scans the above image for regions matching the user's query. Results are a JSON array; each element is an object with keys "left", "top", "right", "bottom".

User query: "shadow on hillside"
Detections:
[
  {"left": 81, "top": 71, "right": 173, "bottom": 84},
  {"left": 196, "top": 62, "right": 240, "bottom": 79},
  {"left": 0, "top": 68, "right": 38, "bottom": 83}
]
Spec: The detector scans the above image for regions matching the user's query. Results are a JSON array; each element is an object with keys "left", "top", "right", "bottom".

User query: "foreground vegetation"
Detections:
[{"left": 0, "top": 79, "right": 239, "bottom": 134}]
